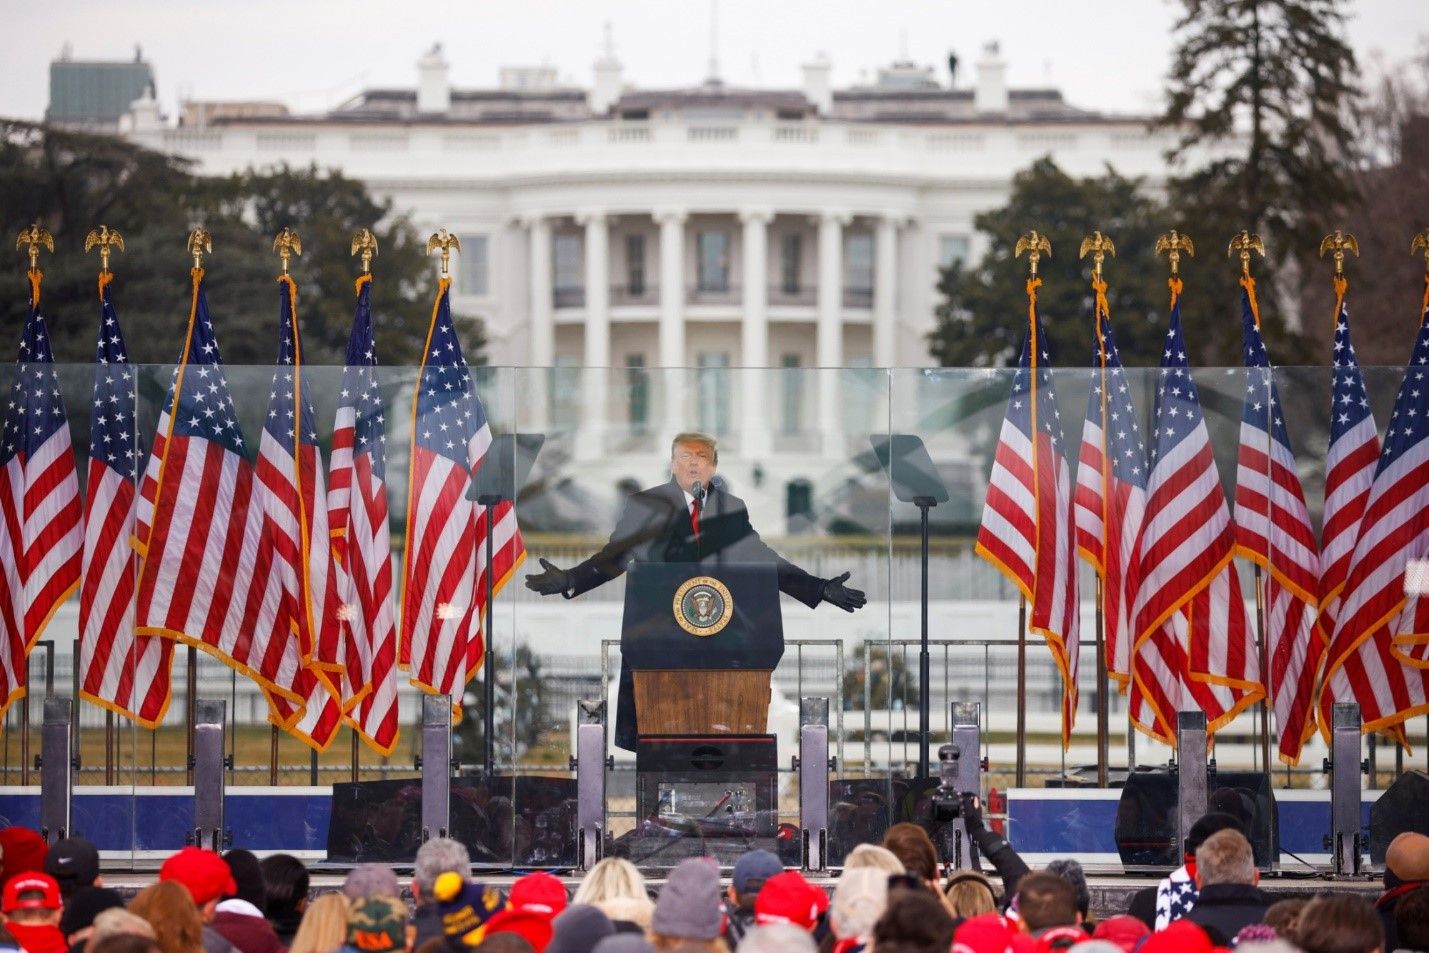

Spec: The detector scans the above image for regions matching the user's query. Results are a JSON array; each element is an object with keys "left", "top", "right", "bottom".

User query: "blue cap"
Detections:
[{"left": 731, "top": 849, "right": 783, "bottom": 896}]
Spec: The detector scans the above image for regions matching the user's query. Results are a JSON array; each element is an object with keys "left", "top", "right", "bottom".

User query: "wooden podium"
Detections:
[{"left": 632, "top": 670, "right": 771, "bottom": 735}]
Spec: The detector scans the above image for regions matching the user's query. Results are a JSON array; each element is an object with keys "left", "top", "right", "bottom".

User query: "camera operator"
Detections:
[{"left": 956, "top": 792, "right": 1029, "bottom": 911}]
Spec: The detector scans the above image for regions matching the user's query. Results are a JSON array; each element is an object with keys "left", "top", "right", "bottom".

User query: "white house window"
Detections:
[
  {"left": 551, "top": 354, "right": 580, "bottom": 427},
  {"left": 553, "top": 233, "right": 583, "bottom": 306},
  {"left": 697, "top": 351, "right": 730, "bottom": 434},
  {"left": 938, "top": 234, "right": 971, "bottom": 270},
  {"left": 845, "top": 233, "right": 874, "bottom": 305},
  {"left": 626, "top": 234, "right": 646, "bottom": 297},
  {"left": 457, "top": 234, "right": 488, "bottom": 296},
  {"left": 626, "top": 353, "right": 649, "bottom": 433},
  {"left": 780, "top": 353, "right": 802, "bottom": 435},
  {"left": 780, "top": 233, "right": 802, "bottom": 293},
  {"left": 697, "top": 231, "right": 730, "bottom": 293}
]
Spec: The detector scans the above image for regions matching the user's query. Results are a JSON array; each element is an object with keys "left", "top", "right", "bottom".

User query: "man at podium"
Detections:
[{"left": 525, "top": 431, "right": 866, "bottom": 749}]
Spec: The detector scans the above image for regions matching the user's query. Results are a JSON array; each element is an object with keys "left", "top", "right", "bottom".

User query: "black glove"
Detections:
[
  {"left": 821, "top": 571, "right": 866, "bottom": 612},
  {"left": 524, "top": 558, "right": 573, "bottom": 596},
  {"left": 961, "top": 792, "right": 986, "bottom": 834}
]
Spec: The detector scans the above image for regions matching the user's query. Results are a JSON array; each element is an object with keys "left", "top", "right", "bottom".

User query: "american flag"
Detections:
[
  {"left": 79, "top": 274, "right": 172, "bottom": 726},
  {"left": 1074, "top": 292, "right": 1147, "bottom": 688},
  {"left": 0, "top": 273, "right": 82, "bottom": 720},
  {"left": 1231, "top": 282, "right": 1323, "bottom": 765},
  {"left": 255, "top": 276, "right": 345, "bottom": 750},
  {"left": 1128, "top": 282, "right": 1262, "bottom": 740},
  {"left": 1318, "top": 283, "right": 1379, "bottom": 644},
  {"left": 1322, "top": 292, "right": 1429, "bottom": 736},
  {"left": 134, "top": 269, "right": 309, "bottom": 712},
  {"left": 400, "top": 278, "right": 525, "bottom": 713},
  {"left": 329, "top": 274, "right": 398, "bottom": 755},
  {"left": 975, "top": 281, "right": 1080, "bottom": 744}
]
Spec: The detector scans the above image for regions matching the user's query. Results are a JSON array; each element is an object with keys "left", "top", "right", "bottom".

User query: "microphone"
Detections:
[{"left": 690, "top": 480, "right": 706, "bottom": 502}]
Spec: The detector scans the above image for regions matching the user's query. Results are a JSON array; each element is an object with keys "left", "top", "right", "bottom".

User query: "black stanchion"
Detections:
[
  {"left": 467, "top": 432, "right": 544, "bottom": 775},
  {"left": 871, "top": 435, "right": 949, "bottom": 778}
]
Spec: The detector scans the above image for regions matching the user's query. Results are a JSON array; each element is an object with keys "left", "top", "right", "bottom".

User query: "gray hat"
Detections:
[
  {"left": 1045, "top": 858, "right": 1090, "bottom": 916},
  {"left": 547, "top": 904, "right": 615, "bottom": 953},
  {"left": 591, "top": 937, "right": 654, "bottom": 953},
  {"left": 651, "top": 858, "right": 722, "bottom": 940},
  {"left": 342, "top": 863, "right": 401, "bottom": 902}
]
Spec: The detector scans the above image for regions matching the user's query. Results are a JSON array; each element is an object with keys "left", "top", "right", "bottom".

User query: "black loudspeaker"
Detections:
[
  {"left": 635, "top": 735, "right": 778, "bottom": 838},
  {"left": 1370, "top": 770, "right": 1429, "bottom": 865},
  {"left": 1114, "top": 768, "right": 1278, "bottom": 870}
]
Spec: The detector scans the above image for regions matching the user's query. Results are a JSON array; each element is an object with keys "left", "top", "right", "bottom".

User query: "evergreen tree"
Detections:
[
  {"left": 1159, "top": 0, "right": 1359, "bottom": 362},
  {"left": 928, "top": 157, "right": 1171, "bottom": 369},
  {"left": 0, "top": 122, "right": 481, "bottom": 368}
]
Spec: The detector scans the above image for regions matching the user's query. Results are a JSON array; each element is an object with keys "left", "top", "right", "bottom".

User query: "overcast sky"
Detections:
[{"left": 0, "top": 0, "right": 1422, "bottom": 121}]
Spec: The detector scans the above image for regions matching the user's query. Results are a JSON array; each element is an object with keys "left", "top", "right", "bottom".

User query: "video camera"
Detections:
[{"left": 931, "top": 743, "right": 965, "bottom": 822}]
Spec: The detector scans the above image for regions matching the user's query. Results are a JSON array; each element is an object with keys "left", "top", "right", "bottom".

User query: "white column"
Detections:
[
  {"left": 874, "top": 215, "right": 899, "bottom": 368},
  {"left": 656, "top": 208, "right": 688, "bottom": 439},
  {"left": 740, "top": 208, "right": 772, "bottom": 457},
  {"left": 657, "top": 208, "right": 687, "bottom": 367},
  {"left": 817, "top": 211, "right": 849, "bottom": 454},
  {"left": 526, "top": 215, "right": 553, "bottom": 367},
  {"left": 580, "top": 210, "right": 610, "bottom": 367},
  {"left": 577, "top": 210, "right": 609, "bottom": 459},
  {"left": 525, "top": 214, "right": 553, "bottom": 431}
]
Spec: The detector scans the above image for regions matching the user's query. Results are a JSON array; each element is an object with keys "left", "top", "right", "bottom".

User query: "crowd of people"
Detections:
[{"left": 0, "top": 796, "right": 1425, "bottom": 953}]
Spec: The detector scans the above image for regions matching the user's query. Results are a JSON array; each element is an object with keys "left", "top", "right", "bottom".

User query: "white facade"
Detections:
[{"left": 121, "top": 48, "right": 1204, "bottom": 529}]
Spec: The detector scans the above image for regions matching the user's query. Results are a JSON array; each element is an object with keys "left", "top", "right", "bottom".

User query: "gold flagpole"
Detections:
[
  {"left": 85, "top": 225, "right": 126, "bottom": 785},
  {"left": 1012, "top": 230, "right": 1050, "bottom": 788},
  {"left": 1080, "top": 230, "right": 1116, "bottom": 787}
]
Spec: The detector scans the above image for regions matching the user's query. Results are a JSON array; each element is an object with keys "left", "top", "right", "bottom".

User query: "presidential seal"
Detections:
[{"left": 673, "top": 576, "right": 734, "bottom": 636}]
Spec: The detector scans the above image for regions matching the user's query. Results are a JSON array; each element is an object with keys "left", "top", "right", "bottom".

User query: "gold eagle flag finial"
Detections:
[
  {"left": 350, "top": 228, "right": 379, "bottom": 274},
  {"left": 1318, "top": 230, "right": 1360, "bottom": 278},
  {"left": 186, "top": 227, "right": 213, "bottom": 270},
  {"left": 84, "top": 225, "right": 126, "bottom": 275},
  {"left": 1078, "top": 230, "right": 1116, "bottom": 281},
  {"left": 1410, "top": 230, "right": 1429, "bottom": 277},
  {"left": 273, "top": 227, "right": 302, "bottom": 275},
  {"left": 15, "top": 224, "right": 54, "bottom": 272},
  {"left": 1154, "top": 230, "right": 1195, "bottom": 276},
  {"left": 1014, "top": 230, "right": 1051, "bottom": 277},
  {"left": 1227, "top": 230, "right": 1266, "bottom": 279},
  {"left": 426, "top": 228, "right": 461, "bottom": 276}
]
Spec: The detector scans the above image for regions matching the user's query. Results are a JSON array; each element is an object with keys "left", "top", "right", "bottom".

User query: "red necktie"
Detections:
[{"left": 690, "top": 497, "right": 701, "bottom": 538}]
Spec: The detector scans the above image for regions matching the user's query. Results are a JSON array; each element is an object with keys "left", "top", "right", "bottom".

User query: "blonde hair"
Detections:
[
  {"left": 670, "top": 432, "right": 718, "bottom": 463},
  {"left": 572, "top": 857, "right": 649, "bottom": 907},
  {"left": 87, "top": 909, "right": 157, "bottom": 949},
  {"left": 842, "top": 844, "right": 905, "bottom": 876},
  {"left": 945, "top": 871, "right": 997, "bottom": 918},
  {"left": 129, "top": 882, "right": 203, "bottom": 953},
  {"left": 288, "top": 893, "right": 352, "bottom": 953},
  {"left": 592, "top": 895, "right": 654, "bottom": 930},
  {"left": 830, "top": 867, "right": 888, "bottom": 941}
]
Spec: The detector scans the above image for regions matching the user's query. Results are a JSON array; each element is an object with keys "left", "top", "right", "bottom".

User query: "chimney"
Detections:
[
  {"left": 975, "top": 41, "right": 1008, "bottom": 114},
  {"left": 120, "top": 85, "right": 163, "bottom": 133},
  {"left": 417, "top": 43, "right": 450, "bottom": 114},
  {"left": 802, "top": 52, "right": 832, "bottom": 115},
  {"left": 590, "top": 22, "right": 623, "bottom": 115}
]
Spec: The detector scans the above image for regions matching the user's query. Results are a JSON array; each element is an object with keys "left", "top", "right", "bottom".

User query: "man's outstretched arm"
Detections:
[{"left": 524, "top": 491, "right": 674, "bottom": 598}]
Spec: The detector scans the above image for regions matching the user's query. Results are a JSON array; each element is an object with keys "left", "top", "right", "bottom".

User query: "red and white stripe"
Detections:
[
  {"left": 79, "top": 457, "right": 171, "bottom": 726},
  {"left": 1234, "top": 397, "right": 1323, "bottom": 763},
  {"left": 0, "top": 420, "right": 82, "bottom": 717},
  {"left": 329, "top": 394, "right": 398, "bottom": 756},
  {"left": 402, "top": 427, "right": 523, "bottom": 701}
]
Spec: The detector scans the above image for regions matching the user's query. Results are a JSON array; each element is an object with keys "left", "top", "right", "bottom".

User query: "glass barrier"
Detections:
[{"left": 0, "top": 359, "right": 1425, "bottom": 874}]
